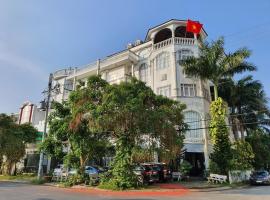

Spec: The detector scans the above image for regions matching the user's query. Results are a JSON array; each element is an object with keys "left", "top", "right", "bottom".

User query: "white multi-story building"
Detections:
[
  {"left": 17, "top": 101, "right": 47, "bottom": 171},
  {"left": 51, "top": 19, "right": 212, "bottom": 175}
]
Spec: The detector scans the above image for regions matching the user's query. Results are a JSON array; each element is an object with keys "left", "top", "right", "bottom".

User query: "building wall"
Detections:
[{"left": 51, "top": 20, "right": 212, "bottom": 167}]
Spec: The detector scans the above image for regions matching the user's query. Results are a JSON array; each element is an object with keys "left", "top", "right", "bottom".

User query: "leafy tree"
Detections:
[
  {"left": 97, "top": 78, "right": 186, "bottom": 189},
  {"left": 246, "top": 129, "right": 270, "bottom": 170},
  {"left": 230, "top": 140, "right": 254, "bottom": 170},
  {"left": 0, "top": 114, "right": 37, "bottom": 175},
  {"left": 209, "top": 98, "right": 232, "bottom": 175},
  {"left": 182, "top": 37, "right": 256, "bottom": 100},
  {"left": 41, "top": 76, "right": 111, "bottom": 174},
  {"left": 218, "top": 76, "right": 270, "bottom": 137}
]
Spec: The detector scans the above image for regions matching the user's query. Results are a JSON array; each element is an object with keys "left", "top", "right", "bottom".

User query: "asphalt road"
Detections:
[{"left": 0, "top": 181, "right": 270, "bottom": 200}]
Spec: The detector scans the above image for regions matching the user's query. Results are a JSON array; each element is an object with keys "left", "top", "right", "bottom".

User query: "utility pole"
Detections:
[{"left": 37, "top": 73, "right": 53, "bottom": 180}]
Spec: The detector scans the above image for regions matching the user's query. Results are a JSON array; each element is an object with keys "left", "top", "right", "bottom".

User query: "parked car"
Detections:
[
  {"left": 67, "top": 166, "right": 101, "bottom": 176},
  {"left": 85, "top": 166, "right": 99, "bottom": 175},
  {"left": 151, "top": 162, "right": 172, "bottom": 182},
  {"left": 134, "top": 163, "right": 159, "bottom": 184},
  {"left": 250, "top": 170, "right": 270, "bottom": 185}
]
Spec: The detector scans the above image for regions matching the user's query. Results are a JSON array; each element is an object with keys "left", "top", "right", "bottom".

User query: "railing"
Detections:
[
  {"left": 153, "top": 37, "right": 196, "bottom": 50},
  {"left": 174, "top": 37, "right": 195, "bottom": 45},
  {"left": 75, "top": 61, "right": 97, "bottom": 75},
  {"left": 184, "top": 137, "right": 204, "bottom": 144},
  {"left": 53, "top": 68, "right": 74, "bottom": 79},
  {"left": 153, "top": 38, "right": 173, "bottom": 50},
  {"left": 74, "top": 50, "right": 139, "bottom": 76}
]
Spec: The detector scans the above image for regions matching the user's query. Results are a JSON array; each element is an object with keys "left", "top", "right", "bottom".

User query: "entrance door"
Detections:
[{"left": 184, "top": 152, "right": 205, "bottom": 176}]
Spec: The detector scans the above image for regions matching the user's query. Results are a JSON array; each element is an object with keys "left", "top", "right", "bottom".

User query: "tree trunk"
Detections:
[{"left": 214, "top": 84, "right": 219, "bottom": 101}]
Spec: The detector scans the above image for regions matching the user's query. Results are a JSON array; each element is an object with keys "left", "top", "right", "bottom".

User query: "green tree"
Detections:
[
  {"left": 0, "top": 114, "right": 37, "bottom": 175},
  {"left": 97, "top": 78, "right": 186, "bottom": 189},
  {"left": 230, "top": 140, "right": 254, "bottom": 170},
  {"left": 182, "top": 37, "right": 256, "bottom": 100},
  {"left": 246, "top": 129, "right": 270, "bottom": 170},
  {"left": 41, "top": 76, "right": 111, "bottom": 175},
  {"left": 218, "top": 76, "right": 270, "bottom": 137},
  {"left": 209, "top": 98, "right": 232, "bottom": 175}
]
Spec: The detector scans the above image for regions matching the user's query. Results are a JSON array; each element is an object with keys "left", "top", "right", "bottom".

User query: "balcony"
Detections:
[
  {"left": 53, "top": 68, "right": 74, "bottom": 80},
  {"left": 153, "top": 37, "right": 196, "bottom": 50},
  {"left": 69, "top": 50, "right": 140, "bottom": 80},
  {"left": 184, "top": 137, "right": 204, "bottom": 144}
]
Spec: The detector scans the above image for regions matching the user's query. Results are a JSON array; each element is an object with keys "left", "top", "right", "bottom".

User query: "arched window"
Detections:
[
  {"left": 156, "top": 52, "right": 170, "bottom": 70},
  {"left": 177, "top": 49, "right": 194, "bottom": 62},
  {"left": 154, "top": 28, "right": 172, "bottom": 44},
  {"left": 139, "top": 63, "right": 148, "bottom": 82},
  {"left": 184, "top": 111, "right": 203, "bottom": 141},
  {"left": 175, "top": 26, "right": 194, "bottom": 38}
]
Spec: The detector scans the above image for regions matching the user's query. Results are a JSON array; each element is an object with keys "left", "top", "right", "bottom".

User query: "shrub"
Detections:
[
  {"left": 179, "top": 160, "right": 192, "bottom": 176},
  {"left": 230, "top": 140, "right": 254, "bottom": 170}
]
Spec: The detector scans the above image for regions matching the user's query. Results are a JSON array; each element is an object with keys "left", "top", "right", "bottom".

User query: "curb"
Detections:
[
  {"left": 0, "top": 180, "right": 31, "bottom": 184},
  {"left": 190, "top": 185, "right": 250, "bottom": 192}
]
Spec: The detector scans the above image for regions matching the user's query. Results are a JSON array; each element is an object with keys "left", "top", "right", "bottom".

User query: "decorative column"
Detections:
[
  {"left": 72, "top": 68, "right": 77, "bottom": 91},
  {"left": 151, "top": 59, "right": 155, "bottom": 90},
  {"left": 96, "top": 59, "right": 101, "bottom": 75},
  {"left": 131, "top": 63, "right": 134, "bottom": 77},
  {"left": 171, "top": 51, "right": 178, "bottom": 99},
  {"left": 203, "top": 116, "right": 209, "bottom": 169}
]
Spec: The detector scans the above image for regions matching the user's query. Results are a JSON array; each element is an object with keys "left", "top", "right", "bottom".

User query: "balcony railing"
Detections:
[
  {"left": 184, "top": 137, "right": 204, "bottom": 144},
  {"left": 53, "top": 68, "right": 74, "bottom": 80},
  {"left": 153, "top": 37, "right": 196, "bottom": 50}
]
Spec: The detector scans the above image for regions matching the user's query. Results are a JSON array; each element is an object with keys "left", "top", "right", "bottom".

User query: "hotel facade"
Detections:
[{"left": 51, "top": 19, "right": 212, "bottom": 175}]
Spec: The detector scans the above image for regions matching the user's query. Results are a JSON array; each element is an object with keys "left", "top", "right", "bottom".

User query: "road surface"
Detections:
[{"left": 0, "top": 181, "right": 270, "bottom": 200}]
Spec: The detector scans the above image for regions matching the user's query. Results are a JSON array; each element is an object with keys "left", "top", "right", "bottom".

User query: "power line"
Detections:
[
  {"left": 181, "top": 119, "right": 269, "bottom": 131},
  {"left": 184, "top": 109, "right": 269, "bottom": 124}
]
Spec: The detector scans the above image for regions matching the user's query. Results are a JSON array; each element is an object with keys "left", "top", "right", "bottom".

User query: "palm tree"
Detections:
[
  {"left": 218, "top": 75, "right": 270, "bottom": 138},
  {"left": 181, "top": 37, "right": 256, "bottom": 100}
]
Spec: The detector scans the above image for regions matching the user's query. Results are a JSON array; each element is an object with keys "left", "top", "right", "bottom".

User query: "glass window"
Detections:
[
  {"left": 184, "top": 111, "right": 202, "bottom": 140},
  {"left": 157, "top": 85, "right": 171, "bottom": 98},
  {"left": 139, "top": 63, "right": 148, "bottom": 82},
  {"left": 180, "top": 84, "right": 197, "bottom": 97},
  {"left": 178, "top": 49, "right": 194, "bottom": 62},
  {"left": 203, "top": 87, "right": 210, "bottom": 101},
  {"left": 156, "top": 52, "right": 170, "bottom": 70}
]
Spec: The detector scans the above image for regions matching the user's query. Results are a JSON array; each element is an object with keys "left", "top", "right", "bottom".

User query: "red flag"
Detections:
[{"left": 186, "top": 19, "right": 203, "bottom": 34}]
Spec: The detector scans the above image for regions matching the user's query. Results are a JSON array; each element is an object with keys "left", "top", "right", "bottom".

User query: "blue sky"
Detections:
[{"left": 1, "top": 0, "right": 270, "bottom": 113}]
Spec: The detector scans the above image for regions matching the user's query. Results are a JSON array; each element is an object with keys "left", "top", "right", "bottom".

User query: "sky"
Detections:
[{"left": 0, "top": 0, "right": 270, "bottom": 114}]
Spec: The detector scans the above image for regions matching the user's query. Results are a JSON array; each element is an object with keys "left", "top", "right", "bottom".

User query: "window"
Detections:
[
  {"left": 161, "top": 74, "right": 167, "bottom": 81},
  {"left": 203, "top": 87, "right": 210, "bottom": 101},
  {"left": 180, "top": 84, "right": 197, "bottom": 97},
  {"left": 139, "top": 63, "right": 148, "bottom": 82},
  {"left": 156, "top": 52, "right": 170, "bottom": 70},
  {"left": 178, "top": 49, "right": 194, "bottom": 62},
  {"left": 157, "top": 85, "right": 171, "bottom": 97},
  {"left": 184, "top": 111, "right": 203, "bottom": 141}
]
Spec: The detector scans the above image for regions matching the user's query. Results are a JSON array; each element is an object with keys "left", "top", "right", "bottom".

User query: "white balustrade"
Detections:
[
  {"left": 184, "top": 137, "right": 204, "bottom": 143},
  {"left": 153, "top": 37, "right": 196, "bottom": 50}
]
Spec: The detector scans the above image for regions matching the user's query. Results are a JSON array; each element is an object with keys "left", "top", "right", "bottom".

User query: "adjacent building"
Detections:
[
  {"left": 17, "top": 101, "right": 47, "bottom": 172},
  {"left": 51, "top": 19, "right": 212, "bottom": 175}
]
